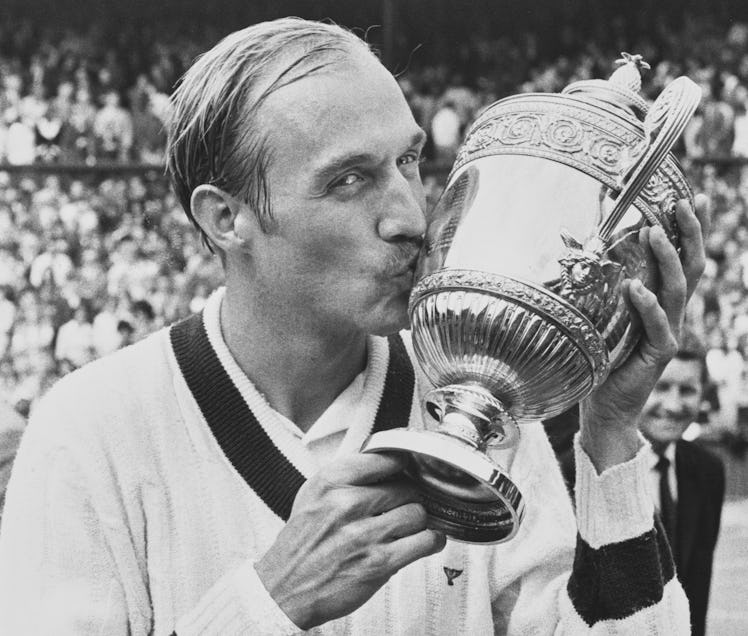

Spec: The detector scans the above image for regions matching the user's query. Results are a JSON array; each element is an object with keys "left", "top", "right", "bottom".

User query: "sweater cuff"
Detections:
[
  {"left": 174, "top": 560, "right": 299, "bottom": 635},
  {"left": 574, "top": 432, "right": 654, "bottom": 549}
]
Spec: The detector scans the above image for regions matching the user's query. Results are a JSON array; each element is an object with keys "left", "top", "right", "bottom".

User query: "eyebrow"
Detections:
[{"left": 312, "top": 129, "right": 428, "bottom": 185}]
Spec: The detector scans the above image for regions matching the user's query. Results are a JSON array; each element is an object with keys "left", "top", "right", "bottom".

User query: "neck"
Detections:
[
  {"left": 649, "top": 439, "right": 672, "bottom": 455},
  {"left": 220, "top": 287, "right": 367, "bottom": 433}
]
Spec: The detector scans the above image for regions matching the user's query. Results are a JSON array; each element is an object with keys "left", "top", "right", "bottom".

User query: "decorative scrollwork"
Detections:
[
  {"left": 451, "top": 95, "right": 693, "bottom": 228},
  {"left": 544, "top": 118, "right": 586, "bottom": 152}
]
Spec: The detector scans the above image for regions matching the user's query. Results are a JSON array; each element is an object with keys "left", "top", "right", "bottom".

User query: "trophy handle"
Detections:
[{"left": 596, "top": 76, "right": 701, "bottom": 243}]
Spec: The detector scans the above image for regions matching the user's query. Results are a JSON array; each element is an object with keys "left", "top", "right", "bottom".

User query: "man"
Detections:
[
  {"left": 639, "top": 329, "right": 726, "bottom": 636},
  {"left": 0, "top": 18, "right": 709, "bottom": 634}
]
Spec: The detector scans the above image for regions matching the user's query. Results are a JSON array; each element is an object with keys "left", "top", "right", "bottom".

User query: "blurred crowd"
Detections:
[
  {"left": 3, "top": 13, "right": 748, "bottom": 166},
  {"left": 0, "top": 172, "right": 224, "bottom": 417},
  {"left": 0, "top": 11, "right": 747, "bottom": 440}
]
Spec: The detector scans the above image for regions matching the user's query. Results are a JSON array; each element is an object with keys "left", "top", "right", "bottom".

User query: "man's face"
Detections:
[
  {"left": 639, "top": 357, "right": 703, "bottom": 447},
  {"left": 241, "top": 49, "right": 427, "bottom": 336}
]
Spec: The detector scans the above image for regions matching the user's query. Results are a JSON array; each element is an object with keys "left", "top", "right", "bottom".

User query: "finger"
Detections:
[
  {"left": 325, "top": 452, "right": 408, "bottom": 487},
  {"left": 675, "top": 199, "right": 706, "bottom": 299},
  {"left": 385, "top": 529, "right": 447, "bottom": 571},
  {"left": 648, "top": 224, "right": 686, "bottom": 325},
  {"left": 370, "top": 502, "right": 429, "bottom": 540},
  {"left": 628, "top": 279, "right": 678, "bottom": 365},
  {"left": 693, "top": 192, "right": 711, "bottom": 237},
  {"left": 359, "top": 482, "right": 423, "bottom": 516}
]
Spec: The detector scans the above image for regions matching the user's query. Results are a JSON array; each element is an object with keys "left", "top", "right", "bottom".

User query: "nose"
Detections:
[
  {"left": 377, "top": 170, "right": 427, "bottom": 242},
  {"left": 660, "top": 386, "right": 682, "bottom": 415}
]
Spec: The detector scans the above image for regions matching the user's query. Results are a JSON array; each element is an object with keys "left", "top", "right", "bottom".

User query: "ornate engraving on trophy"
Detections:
[{"left": 557, "top": 230, "right": 623, "bottom": 299}]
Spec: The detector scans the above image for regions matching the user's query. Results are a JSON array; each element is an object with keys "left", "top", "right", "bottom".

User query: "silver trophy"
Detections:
[{"left": 361, "top": 54, "right": 701, "bottom": 543}]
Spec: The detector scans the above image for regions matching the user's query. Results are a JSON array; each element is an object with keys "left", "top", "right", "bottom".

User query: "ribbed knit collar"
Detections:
[{"left": 170, "top": 289, "right": 415, "bottom": 521}]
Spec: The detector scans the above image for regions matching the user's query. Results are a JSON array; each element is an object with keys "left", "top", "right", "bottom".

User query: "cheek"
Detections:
[
  {"left": 682, "top": 396, "right": 702, "bottom": 417},
  {"left": 641, "top": 396, "right": 662, "bottom": 417},
  {"left": 298, "top": 220, "right": 374, "bottom": 271}
]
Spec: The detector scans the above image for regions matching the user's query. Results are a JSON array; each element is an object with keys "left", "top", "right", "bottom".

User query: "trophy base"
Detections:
[{"left": 361, "top": 429, "right": 525, "bottom": 543}]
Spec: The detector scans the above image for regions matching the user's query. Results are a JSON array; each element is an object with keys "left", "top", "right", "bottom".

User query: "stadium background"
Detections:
[{"left": 0, "top": 2, "right": 747, "bottom": 632}]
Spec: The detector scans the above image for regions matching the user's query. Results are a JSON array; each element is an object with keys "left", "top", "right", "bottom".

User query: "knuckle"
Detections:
[
  {"left": 661, "top": 336, "right": 679, "bottom": 360},
  {"left": 407, "top": 502, "right": 429, "bottom": 528},
  {"left": 364, "top": 545, "right": 392, "bottom": 575},
  {"left": 327, "top": 487, "right": 363, "bottom": 516},
  {"left": 639, "top": 288, "right": 658, "bottom": 308},
  {"left": 341, "top": 521, "right": 366, "bottom": 547},
  {"left": 690, "top": 255, "right": 706, "bottom": 278}
]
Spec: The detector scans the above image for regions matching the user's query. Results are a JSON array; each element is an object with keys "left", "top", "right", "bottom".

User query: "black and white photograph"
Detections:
[{"left": 0, "top": 1, "right": 746, "bottom": 634}]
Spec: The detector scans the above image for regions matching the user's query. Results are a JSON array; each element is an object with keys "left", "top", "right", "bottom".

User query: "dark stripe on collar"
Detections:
[
  {"left": 372, "top": 331, "right": 414, "bottom": 433},
  {"left": 170, "top": 313, "right": 415, "bottom": 521},
  {"left": 567, "top": 517, "right": 676, "bottom": 626},
  {"left": 171, "top": 313, "right": 304, "bottom": 520}
]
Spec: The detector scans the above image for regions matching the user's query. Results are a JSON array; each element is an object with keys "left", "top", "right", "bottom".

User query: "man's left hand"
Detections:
[{"left": 580, "top": 194, "right": 710, "bottom": 472}]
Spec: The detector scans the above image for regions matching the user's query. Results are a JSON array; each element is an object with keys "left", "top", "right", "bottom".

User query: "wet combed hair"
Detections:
[{"left": 166, "top": 18, "right": 372, "bottom": 252}]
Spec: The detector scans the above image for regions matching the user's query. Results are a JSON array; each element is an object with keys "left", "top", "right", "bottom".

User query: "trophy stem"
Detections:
[{"left": 425, "top": 384, "right": 519, "bottom": 450}]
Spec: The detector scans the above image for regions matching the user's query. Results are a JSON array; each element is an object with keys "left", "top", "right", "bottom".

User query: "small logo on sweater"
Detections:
[{"left": 443, "top": 567, "right": 463, "bottom": 586}]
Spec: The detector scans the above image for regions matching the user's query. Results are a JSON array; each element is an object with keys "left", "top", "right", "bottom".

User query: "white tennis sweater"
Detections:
[{"left": 0, "top": 289, "right": 690, "bottom": 635}]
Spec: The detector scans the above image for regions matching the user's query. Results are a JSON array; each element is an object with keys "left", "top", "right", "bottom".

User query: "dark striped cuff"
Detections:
[{"left": 567, "top": 515, "right": 675, "bottom": 626}]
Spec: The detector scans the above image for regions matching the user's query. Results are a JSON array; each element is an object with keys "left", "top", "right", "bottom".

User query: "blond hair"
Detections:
[{"left": 166, "top": 18, "right": 371, "bottom": 250}]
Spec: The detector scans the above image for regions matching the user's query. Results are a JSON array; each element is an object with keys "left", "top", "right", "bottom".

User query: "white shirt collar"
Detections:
[
  {"left": 644, "top": 441, "right": 676, "bottom": 470},
  {"left": 202, "top": 286, "right": 391, "bottom": 450}
]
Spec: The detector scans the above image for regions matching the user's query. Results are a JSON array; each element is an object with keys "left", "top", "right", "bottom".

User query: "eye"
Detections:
[
  {"left": 330, "top": 173, "right": 363, "bottom": 189},
  {"left": 397, "top": 151, "right": 422, "bottom": 167}
]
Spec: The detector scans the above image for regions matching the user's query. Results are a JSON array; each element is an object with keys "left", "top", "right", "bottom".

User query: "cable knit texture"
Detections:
[{"left": 0, "top": 288, "right": 689, "bottom": 635}]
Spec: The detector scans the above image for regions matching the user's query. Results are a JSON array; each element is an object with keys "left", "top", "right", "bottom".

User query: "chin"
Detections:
[
  {"left": 643, "top": 419, "right": 690, "bottom": 446},
  {"left": 368, "top": 315, "right": 409, "bottom": 337},
  {"left": 368, "top": 304, "right": 410, "bottom": 337}
]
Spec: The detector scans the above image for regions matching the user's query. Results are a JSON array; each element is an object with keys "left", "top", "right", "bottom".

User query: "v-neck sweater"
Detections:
[{"left": 0, "top": 288, "right": 690, "bottom": 635}]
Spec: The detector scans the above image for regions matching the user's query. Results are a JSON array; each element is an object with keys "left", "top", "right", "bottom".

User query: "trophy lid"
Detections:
[
  {"left": 450, "top": 53, "right": 695, "bottom": 225},
  {"left": 562, "top": 52, "right": 651, "bottom": 121}
]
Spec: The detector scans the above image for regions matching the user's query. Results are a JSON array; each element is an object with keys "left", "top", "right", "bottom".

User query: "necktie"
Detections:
[{"left": 655, "top": 453, "right": 677, "bottom": 555}]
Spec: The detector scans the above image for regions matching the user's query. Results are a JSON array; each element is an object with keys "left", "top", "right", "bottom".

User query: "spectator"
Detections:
[
  {"left": 430, "top": 98, "right": 461, "bottom": 163},
  {"left": 54, "top": 302, "right": 95, "bottom": 369},
  {"left": 130, "top": 299, "right": 156, "bottom": 342},
  {"left": 4, "top": 114, "right": 35, "bottom": 165},
  {"left": 69, "top": 88, "right": 97, "bottom": 163},
  {"left": 28, "top": 236, "right": 73, "bottom": 289},
  {"left": 90, "top": 296, "right": 119, "bottom": 357},
  {"left": 706, "top": 331, "right": 745, "bottom": 433},
  {"left": 93, "top": 90, "right": 133, "bottom": 162},
  {"left": 116, "top": 319, "right": 135, "bottom": 348},
  {"left": 638, "top": 330, "right": 725, "bottom": 636},
  {"left": 0, "top": 288, "right": 16, "bottom": 359}
]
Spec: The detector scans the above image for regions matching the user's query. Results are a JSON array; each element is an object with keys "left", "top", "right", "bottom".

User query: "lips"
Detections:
[
  {"left": 387, "top": 249, "right": 420, "bottom": 278},
  {"left": 646, "top": 416, "right": 692, "bottom": 432}
]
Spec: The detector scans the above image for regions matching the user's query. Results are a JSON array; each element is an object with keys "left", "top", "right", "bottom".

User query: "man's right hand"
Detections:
[{"left": 254, "top": 452, "right": 446, "bottom": 629}]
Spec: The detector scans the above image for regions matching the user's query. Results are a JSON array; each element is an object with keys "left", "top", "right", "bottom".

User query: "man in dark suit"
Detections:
[
  {"left": 638, "top": 329, "right": 725, "bottom": 636},
  {"left": 544, "top": 328, "right": 725, "bottom": 636}
]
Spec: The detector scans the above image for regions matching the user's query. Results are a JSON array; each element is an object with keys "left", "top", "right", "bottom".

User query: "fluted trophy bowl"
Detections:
[{"left": 362, "top": 55, "right": 701, "bottom": 543}]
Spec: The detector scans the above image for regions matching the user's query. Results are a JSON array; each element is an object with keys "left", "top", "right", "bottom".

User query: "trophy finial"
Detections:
[{"left": 610, "top": 52, "right": 651, "bottom": 94}]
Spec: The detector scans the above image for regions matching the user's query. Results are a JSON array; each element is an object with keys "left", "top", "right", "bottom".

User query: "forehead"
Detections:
[
  {"left": 659, "top": 358, "right": 702, "bottom": 385},
  {"left": 257, "top": 50, "right": 420, "bottom": 180}
]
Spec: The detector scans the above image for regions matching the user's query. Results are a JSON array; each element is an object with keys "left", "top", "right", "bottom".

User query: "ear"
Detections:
[{"left": 190, "top": 185, "right": 250, "bottom": 253}]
